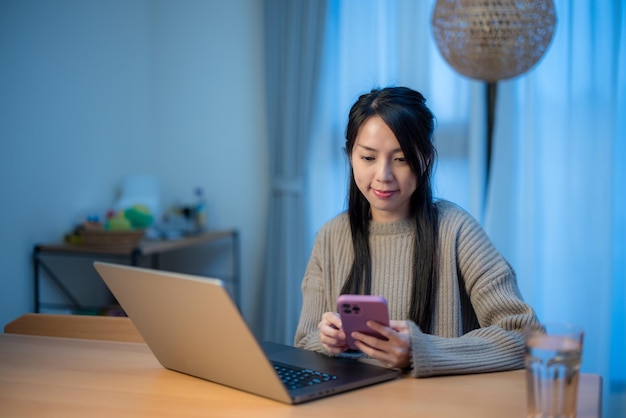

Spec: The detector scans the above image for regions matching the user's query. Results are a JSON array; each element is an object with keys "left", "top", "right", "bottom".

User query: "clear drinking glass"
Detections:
[{"left": 524, "top": 323, "right": 584, "bottom": 418}]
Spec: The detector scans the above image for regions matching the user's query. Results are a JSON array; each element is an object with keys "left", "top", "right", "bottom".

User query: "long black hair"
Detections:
[{"left": 340, "top": 86, "right": 439, "bottom": 333}]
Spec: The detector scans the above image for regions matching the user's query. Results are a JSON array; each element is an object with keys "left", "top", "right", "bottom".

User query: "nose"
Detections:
[{"left": 376, "top": 160, "right": 393, "bottom": 183}]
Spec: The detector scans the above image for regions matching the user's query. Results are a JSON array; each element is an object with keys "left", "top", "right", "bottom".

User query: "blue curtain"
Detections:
[
  {"left": 261, "top": 0, "right": 328, "bottom": 344},
  {"left": 484, "top": 1, "right": 625, "bottom": 414}
]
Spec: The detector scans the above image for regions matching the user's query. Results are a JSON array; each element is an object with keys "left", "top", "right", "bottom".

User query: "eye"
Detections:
[
  {"left": 361, "top": 155, "right": 375, "bottom": 161},
  {"left": 395, "top": 156, "right": 407, "bottom": 163}
]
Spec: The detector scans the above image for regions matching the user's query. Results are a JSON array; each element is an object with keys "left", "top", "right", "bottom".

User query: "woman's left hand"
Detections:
[{"left": 351, "top": 320, "right": 412, "bottom": 369}]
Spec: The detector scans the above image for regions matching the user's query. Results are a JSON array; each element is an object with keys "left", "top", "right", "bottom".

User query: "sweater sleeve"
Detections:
[
  {"left": 293, "top": 243, "right": 327, "bottom": 352},
  {"left": 293, "top": 221, "right": 337, "bottom": 353},
  {"left": 407, "top": 204, "right": 540, "bottom": 377},
  {"left": 294, "top": 215, "right": 362, "bottom": 356}
]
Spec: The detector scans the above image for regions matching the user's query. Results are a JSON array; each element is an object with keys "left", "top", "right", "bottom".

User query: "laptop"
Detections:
[{"left": 93, "top": 262, "right": 398, "bottom": 404}]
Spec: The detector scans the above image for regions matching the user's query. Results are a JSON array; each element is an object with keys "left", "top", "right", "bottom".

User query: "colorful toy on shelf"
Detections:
[
  {"left": 105, "top": 211, "right": 133, "bottom": 231},
  {"left": 103, "top": 204, "right": 153, "bottom": 231},
  {"left": 124, "top": 204, "right": 154, "bottom": 229}
]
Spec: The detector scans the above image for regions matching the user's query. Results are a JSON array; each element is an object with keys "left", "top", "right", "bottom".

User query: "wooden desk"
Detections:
[
  {"left": 0, "top": 333, "right": 602, "bottom": 418},
  {"left": 33, "top": 229, "right": 240, "bottom": 313},
  {"left": 4, "top": 313, "right": 145, "bottom": 343}
]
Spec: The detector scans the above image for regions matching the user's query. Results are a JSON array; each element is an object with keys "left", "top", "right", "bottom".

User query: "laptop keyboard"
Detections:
[{"left": 273, "top": 362, "right": 338, "bottom": 390}]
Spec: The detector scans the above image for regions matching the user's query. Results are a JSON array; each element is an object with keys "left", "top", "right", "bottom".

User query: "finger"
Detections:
[
  {"left": 361, "top": 321, "right": 398, "bottom": 343},
  {"left": 351, "top": 330, "right": 388, "bottom": 351},
  {"left": 366, "top": 321, "right": 410, "bottom": 345},
  {"left": 389, "top": 320, "right": 410, "bottom": 333},
  {"left": 360, "top": 323, "right": 410, "bottom": 351},
  {"left": 320, "top": 332, "right": 348, "bottom": 353},
  {"left": 353, "top": 337, "right": 410, "bottom": 369},
  {"left": 318, "top": 314, "right": 347, "bottom": 352},
  {"left": 320, "top": 337, "right": 345, "bottom": 351},
  {"left": 322, "top": 312, "right": 343, "bottom": 329},
  {"left": 318, "top": 321, "right": 346, "bottom": 340},
  {"left": 349, "top": 321, "right": 394, "bottom": 350},
  {"left": 353, "top": 340, "right": 396, "bottom": 368},
  {"left": 322, "top": 327, "right": 346, "bottom": 343}
]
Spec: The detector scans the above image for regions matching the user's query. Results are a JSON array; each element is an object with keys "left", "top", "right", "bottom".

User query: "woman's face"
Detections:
[{"left": 350, "top": 115, "right": 417, "bottom": 222}]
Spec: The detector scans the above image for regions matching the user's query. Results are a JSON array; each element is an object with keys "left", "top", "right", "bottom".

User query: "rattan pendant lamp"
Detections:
[{"left": 431, "top": 0, "right": 557, "bottom": 209}]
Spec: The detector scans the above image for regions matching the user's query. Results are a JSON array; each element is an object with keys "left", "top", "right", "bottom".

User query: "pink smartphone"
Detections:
[{"left": 337, "top": 294, "right": 389, "bottom": 350}]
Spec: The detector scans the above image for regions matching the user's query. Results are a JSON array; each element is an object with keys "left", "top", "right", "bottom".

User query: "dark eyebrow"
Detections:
[
  {"left": 356, "top": 144, "right": 376, "bottom": 152},
  {"left": 356, "top": 144, "right": 403, "bottom": 153}
]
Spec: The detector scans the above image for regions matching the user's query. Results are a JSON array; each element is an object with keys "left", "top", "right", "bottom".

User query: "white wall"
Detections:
[{"left": 0, "top": 0, "right": 268, "bottom": 331}]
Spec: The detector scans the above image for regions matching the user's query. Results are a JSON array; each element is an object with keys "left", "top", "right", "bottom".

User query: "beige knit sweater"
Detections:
[{"left": 294, "top": 200, "right": 539, "bottom": 377}]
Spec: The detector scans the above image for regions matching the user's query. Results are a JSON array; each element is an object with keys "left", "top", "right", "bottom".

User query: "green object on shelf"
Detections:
[{"left": 125, "top": 205, "right": 154, "bottom": 229}]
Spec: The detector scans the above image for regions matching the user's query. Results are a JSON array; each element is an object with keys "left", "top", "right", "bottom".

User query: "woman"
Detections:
[{"left": 294, "top": 86, "right": 539, "bottom": 377}]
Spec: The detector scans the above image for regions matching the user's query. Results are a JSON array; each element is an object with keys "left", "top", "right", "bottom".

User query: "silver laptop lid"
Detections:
[{"left": 93, "top": 261, "right": 291, "bottom": 403}]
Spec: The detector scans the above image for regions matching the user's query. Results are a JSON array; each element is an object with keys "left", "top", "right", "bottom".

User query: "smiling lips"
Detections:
[{"left": 372, "top": 188, "right": 396, "bottom": 198}]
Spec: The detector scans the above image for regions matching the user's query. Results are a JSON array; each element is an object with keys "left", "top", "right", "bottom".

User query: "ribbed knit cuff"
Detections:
[{"left": 408, "top": 321, "right": 431, "bottom": 377}]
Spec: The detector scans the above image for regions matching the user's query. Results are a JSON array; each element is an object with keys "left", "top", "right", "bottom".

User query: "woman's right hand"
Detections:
[{"left": 318, "top": 312, "right": 348, "bottom": 353}]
